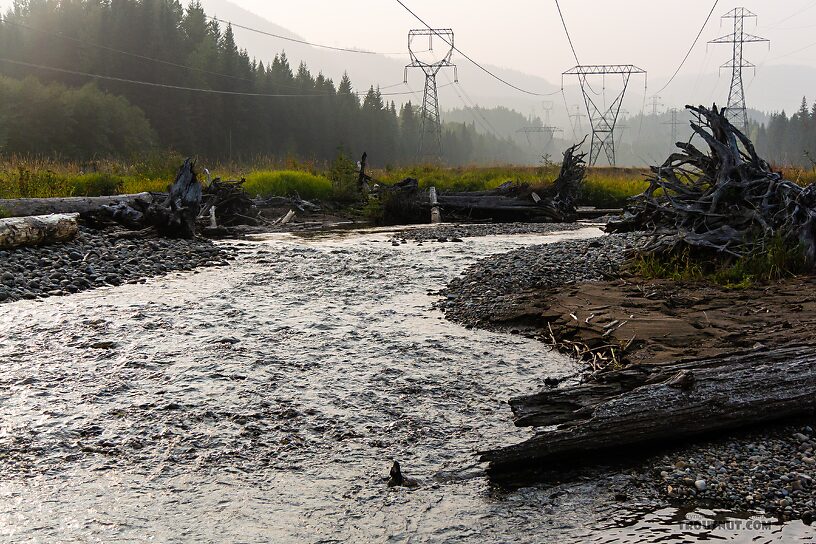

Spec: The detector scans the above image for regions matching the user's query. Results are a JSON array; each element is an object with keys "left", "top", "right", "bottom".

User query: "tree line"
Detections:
[
  {"left": 754, "top": 97, "right": 816, "bottom": 169},
  {"left": 0, "top": 0, "right": 529, "bottom": 166}
]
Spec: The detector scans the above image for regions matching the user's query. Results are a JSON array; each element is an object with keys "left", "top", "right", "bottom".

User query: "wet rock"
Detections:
[{"left": 388, "top": 460, "right": 418, "bottom": 488}]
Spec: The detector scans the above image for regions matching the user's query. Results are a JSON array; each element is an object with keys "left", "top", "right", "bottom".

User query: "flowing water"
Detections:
[{"left": 0, "top": 226, "right": 813, "bottom": 543}]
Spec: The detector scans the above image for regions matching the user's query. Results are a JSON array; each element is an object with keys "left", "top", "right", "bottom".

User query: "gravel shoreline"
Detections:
[
  {"left": 636, "top": 422, "right": 816, "bottom": 522},
  {"left": 439, "top": 232, "right": 640, "bottom": 325},
  {"left": 394, "top": 221, "right": 591, "bottom": 242},
  {"left": 440, "top": 229, "right": 816, "bottom": 524},
  {"left": 0, "top": 227, "right": 233, "bottom": 303}
]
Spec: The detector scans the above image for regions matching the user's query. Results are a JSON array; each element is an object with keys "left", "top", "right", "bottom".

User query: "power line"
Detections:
[
  {"left": 0, "top": 57, "right": 419, "bottom": 98},
  {"left": 393, "top": 0, "right": 559, "bottom": 97},
  {"left": 554, "top": 0, "right": 580, "bottom": 65},
  {"left": 0, "top": 18, "right": 380, "bottom": 94},
  {"left": 654, "top": 0, "right": 719, "bottom": 94},
  {"left": 765, "top": 1, "right": 816, "bottom": 29},
  {"left": 0, "top": 18, "right": 253, "bottom": 83},
  {"left": 204, "top": 15, "right": 381, "bottom": 55}
]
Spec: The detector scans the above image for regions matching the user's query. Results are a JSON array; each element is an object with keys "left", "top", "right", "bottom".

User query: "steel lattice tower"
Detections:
[
  {"left": 709, "top": 8, "right": 769, "bottom": 132},
  {"left": 663, "top": 108, "right": 683, "bottom": 147},
  {"left": 649, "top": 95, "right": 663, "bottom": 116},
  {"left": 563, "top": 65, "right": 647, "bottom": 166},
  {"left": 569, "top": 105, "right": 586, "bottom": 135},
  {"left": 517, "top": 101, "right": 562, "bottom": 149},
  {"left": 405, "top": 29, "right": 457, "bottom": 162}
]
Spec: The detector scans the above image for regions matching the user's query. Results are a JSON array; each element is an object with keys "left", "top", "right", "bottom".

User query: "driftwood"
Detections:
[
  {"left": 200, "top": 178, "right": 258, "bottom": 227},
  {"left": 482, "top": 344, "right": 816, "bottom": 483},
  {"left": 437, "top": 145, "right": 587, "bottom": 223},
  {"left": 552, "top": 138, "right": 587, "bottom": 212},
  {"left": 144, "top": 159, "right": 201, "bottom": 238},
  {"left": 482, "top": 116, "right": 816, "bottom": 482},
  {"left": 0, "top": 193, "right": 155, "bottom": 219},
  {"left": 378, "top": 144, "right": 588, "bottom": 225},
  {"left": 0, "top": 213, "right": 79, "bottom": 249},
  {"left": 606, "top": 104, "right": 816, "bottom": 264}
]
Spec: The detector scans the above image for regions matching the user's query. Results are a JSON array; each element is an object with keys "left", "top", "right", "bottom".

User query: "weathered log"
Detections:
[
  {"left": 436, "top": 194, "right": 568, "bottom": 222},
  {"left": 144, "top": 159, "right": 202, "bottom": 238},
  {"left": 0, "top": 213, "right": 79, "bottom": 249},
  {"left": 482, "top": 344, "right": 816, "bottom": 481},
  {"left": 0, "top": 193, "right": 156, "bottom": 219}
]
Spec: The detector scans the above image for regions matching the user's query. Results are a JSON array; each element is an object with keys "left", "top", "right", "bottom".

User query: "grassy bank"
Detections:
[{"left": 2, "top": 153, "right": 815, "bottom": 209}]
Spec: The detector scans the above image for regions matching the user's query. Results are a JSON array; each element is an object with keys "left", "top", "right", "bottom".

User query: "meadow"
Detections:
[{"left": 1, "top": 153, "right": 813, "bottom": 210}]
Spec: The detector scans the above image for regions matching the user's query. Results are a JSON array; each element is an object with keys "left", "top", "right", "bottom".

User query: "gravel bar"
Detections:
[
  {"left": 439, "top": 232, "right": 641, "bottom": 326},
  {"left": 394, "top": 221, "right": 591, "bottom": 242},
  {"left": 439, "top": 230, "right": 816, "bottom": 523},
  {"left": 0, "top": 227, "right": 233, "bottom": 303}
]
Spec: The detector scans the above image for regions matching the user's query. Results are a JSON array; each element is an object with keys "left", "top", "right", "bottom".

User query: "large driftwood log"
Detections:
[
  {"left": 482, "top": 344, "right": 816, "bottom": 481},
  {"left": 0, "top": 213, "right": 79, "bottom": 249},
  {"left": 0, "top": 193, "right": 156, "bottom": 218}
]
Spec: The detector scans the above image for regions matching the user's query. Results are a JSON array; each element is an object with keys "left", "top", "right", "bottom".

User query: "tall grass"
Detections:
[
  {"left": 243, "top": 170, "right": 333, "bottom": 200},
  {"left": 0, "top": 155, "right": 653, "bottom": 207}
]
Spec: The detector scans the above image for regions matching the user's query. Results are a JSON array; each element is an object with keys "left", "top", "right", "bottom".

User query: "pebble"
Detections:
[
  {"left": 440, "top": 231, "right": 640, "bottom": 325},
  {"left": 438, "top": 227, "right": 816, "bottom": 524},
  {"left": 0, "top": 227, "right": 232, "bottom": 304}
]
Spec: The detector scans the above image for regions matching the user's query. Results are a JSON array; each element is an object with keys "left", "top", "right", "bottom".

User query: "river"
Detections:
[{"left": 0, "top": 226, "right": 811, "bottom": 542}]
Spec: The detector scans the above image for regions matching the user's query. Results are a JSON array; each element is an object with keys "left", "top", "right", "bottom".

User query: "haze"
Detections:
[{"left": 3, "top": 0, "right": 814, "bottom": 115}]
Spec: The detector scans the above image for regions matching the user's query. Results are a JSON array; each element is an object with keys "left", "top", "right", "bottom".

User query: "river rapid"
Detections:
[{"left": 0, "top": 226, "right": 811, "bottom": 542}]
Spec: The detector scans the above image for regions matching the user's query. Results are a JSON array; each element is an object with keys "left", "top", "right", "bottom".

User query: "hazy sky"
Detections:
[
  {"left": 226, "top": 0, "right": 813, "bottom": 84},
  {"left": 2, "top": 1, "right": 815, "bottom": 99}
]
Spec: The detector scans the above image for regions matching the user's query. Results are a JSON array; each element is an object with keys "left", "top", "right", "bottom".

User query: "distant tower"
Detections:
[
  {"left": 649, "top": 95, "right": 664, "bottom": 116},
  {"left": 405, "top": 29, "right": 457, "bottom": 162},
  {"left": 563, "top": 64, "right": 647, "bottom": 166},
  {"left": 663, "top": 108, "right": 682, "bottom": 146},
  {"left": 569, "top": 105, "right": 586, "bottom": 136},
  {"left": 709, "top": 8, "right": 769, "bottom": 131}
]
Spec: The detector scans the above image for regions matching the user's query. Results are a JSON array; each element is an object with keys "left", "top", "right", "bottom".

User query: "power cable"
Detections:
[
  {"left": 654, "top": 0, "right": 719, "bottom": 94},
  {"left": 393, "top": 0, "right": 559, "bottom": 97},
  {"left": 765, "top": 1, "right": 816, "bottom": 29},
  {"left": 0, "top": 57, "right": 419, "bottom": 98},
  {"left": 0, "top": 18, "right": 254, "bottom": 83},
  {"left": 554, "top": 0, "right": 580, "bottom": 65},
  {"left": 204, "top": 15, "right": 381, "bottom": 55}
]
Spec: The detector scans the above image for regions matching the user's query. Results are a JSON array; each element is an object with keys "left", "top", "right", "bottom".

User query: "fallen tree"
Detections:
[
  {"left": 0, "top": 193, "right": 155, "bottom": 219},
  {"left": 482, "top": 344, "right": 816, "bottom": 483},
  {"left": 0, "top": 213, "right": 79, "bottom": 249},
  {"left": 200, "top": 178, "right": 259, "bottom": 227},
  {"left": 437, "top": 142, "right": 587, "bottom": 223},
  {"left": 378, "top": 143, "right": 587, "bottom": 224}
]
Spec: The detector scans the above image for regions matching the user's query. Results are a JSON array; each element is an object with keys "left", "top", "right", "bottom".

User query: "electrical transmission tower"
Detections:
[
  {"left": 404, "top": 29, "right": 457, "bottom": 162},
  {"left": 569, "top": 105, "right": 586, "bottom": 135},
  {"left": 649, "top": 95, "right": 664, "bottom": 116},
  {"left": 709, "top": 8, "right": 769, "bottom": 132},
  {"left": 563, "top": 65, "right": 647, "bottom": 166},
  {"left": 516, "top": 126, "right": 563, "bottom": 148},
  {"left": 663, "top": 108, "right": 683, "bottom": 146},
  {"left": 518, "top": 101, "right": 561, "bottom": 148}
]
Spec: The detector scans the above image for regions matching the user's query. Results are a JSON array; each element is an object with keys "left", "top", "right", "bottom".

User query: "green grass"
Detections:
[
  {"left": 0, "top": 156, "right": 652, "bottom": 208},
  {"left": 632, "top": 236, "right": 808, "bottom": 289},
  {"left": 584, "top": 168, "right": 651, "bottom": 208},
  {"left": 376, "top": 165, "right": 548, "bottom": 192},
  {"left": 243, "top": 170, "right": 333, "bottom": 200}
]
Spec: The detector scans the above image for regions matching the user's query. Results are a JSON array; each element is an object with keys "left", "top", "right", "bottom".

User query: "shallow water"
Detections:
[{"left": 0, "top": 226, "right": 813, "bottom": 542}]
